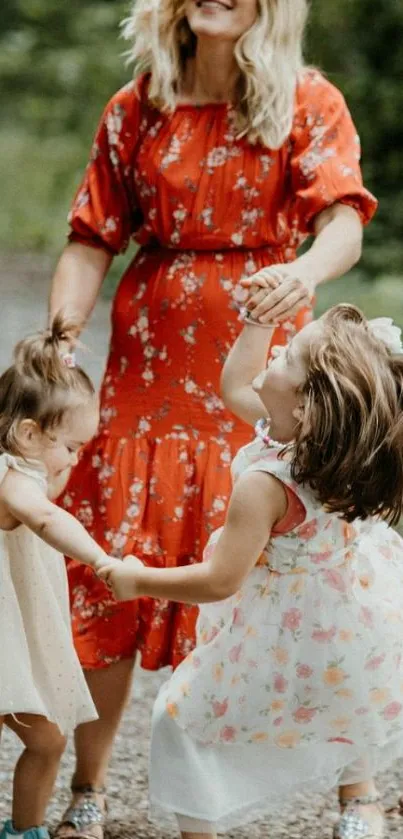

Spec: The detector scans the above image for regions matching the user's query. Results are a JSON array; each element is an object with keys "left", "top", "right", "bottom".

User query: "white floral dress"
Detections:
[
  {"left": 149, "top": 435, "right": 403, "bottom": 832},
  {"left": 0, "top": 454, "right": 97, "bottom": 733}
]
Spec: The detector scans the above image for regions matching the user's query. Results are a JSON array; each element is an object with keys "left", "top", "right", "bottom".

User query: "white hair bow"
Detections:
[{"left": 368, "top": 317, "right": 403, "bottom": 355}]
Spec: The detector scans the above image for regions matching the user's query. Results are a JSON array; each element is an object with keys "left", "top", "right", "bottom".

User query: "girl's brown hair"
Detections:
[
  {"left": 291, "top": 304, "right": 403, "bottom": 524},
  {"left": 0, "top": 313, "right": 95, "bottom": 456}
]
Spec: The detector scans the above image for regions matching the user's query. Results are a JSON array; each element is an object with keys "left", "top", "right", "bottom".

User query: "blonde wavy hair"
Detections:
[{"left": 122, "top": 0, "right": 308, "bottom": 148}]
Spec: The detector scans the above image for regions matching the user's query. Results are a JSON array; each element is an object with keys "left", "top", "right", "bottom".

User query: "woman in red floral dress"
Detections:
[{"left": 50, "top": 0, "right": 377, "bottom": 835}]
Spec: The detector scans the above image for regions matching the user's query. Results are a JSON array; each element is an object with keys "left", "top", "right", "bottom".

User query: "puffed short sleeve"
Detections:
[
  {"left": 290, "top": 70, "right": 377, "bottom": 234},
  {"left": 68, "top": 80, "right": 144, "bottom": 255}
]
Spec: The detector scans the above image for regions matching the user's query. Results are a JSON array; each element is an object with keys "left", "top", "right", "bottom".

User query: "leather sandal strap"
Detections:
[
  {"left": 56, "top": 832, "right": 100, "bottom": 839},
  {"left": 71, "top": 784, "right": 107, "bottom": 796},
  {"left": 339, "top": 793, "right": 382, "bottom": 808}
]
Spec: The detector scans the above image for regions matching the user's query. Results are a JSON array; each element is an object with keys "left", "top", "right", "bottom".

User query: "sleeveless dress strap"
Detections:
[{"left": 1, "top": 453, "right": 48, "bottom": 493}]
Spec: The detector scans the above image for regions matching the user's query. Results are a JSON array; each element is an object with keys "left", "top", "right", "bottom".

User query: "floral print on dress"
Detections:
[
  {"left": 63, "top": 71, "right": 377, "bottom": 671},
  {"left": 161, "top": 436, "right": 403, "bottom": 753}
]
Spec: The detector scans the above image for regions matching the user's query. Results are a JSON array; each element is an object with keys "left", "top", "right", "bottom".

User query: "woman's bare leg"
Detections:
[
  {"left": 55, "top": 658, "right": 135, "bottom": 839},
  {"left": 72, "top": 658, "right": 135, "bottom": 787}
]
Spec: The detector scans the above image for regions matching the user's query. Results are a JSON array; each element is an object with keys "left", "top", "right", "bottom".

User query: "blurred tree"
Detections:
[
  {"left": 307, "top": 0, "right": 403, "bottom": 274},
  {"left": 0, "top": 0, "right": 128, "bottom": 136}
]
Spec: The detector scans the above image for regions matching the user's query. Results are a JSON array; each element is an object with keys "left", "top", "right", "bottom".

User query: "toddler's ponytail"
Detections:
[
  {"left": 0, "top": 312, "right": 94, "bottom": 456},
  {"left": 13, "top": 312, "right": 81, "bottom": 384}
]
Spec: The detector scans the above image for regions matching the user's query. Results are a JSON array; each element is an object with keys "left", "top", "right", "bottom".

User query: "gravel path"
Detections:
[{"left": 1, "top": 253, "right": 402, "bottom": 837}]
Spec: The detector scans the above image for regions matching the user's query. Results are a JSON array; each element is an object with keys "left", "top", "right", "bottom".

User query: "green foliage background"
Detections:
[{"left": 0, "top": 0, "right": 402, "bottom": 317}]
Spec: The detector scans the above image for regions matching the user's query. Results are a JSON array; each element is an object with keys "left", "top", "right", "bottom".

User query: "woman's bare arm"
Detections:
[
  {"left": 49, "top": 242, "right": 113, "bottom": 331},
  {"left": 244, "top": 204, "right": 363, "bottom": 323}
]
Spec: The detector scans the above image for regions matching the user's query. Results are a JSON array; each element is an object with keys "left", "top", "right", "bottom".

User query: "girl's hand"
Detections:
[
  {"left": 241, "top": 264, "right": 314, "bottom": 324},
  {"left": 97, "top": 555, "right": 144, "bottom": 601}
]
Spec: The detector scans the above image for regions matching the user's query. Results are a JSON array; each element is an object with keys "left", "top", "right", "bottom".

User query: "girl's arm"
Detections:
[
  {"left": 98, "top": 470, "right": 286, "bottom": 603},
  {"left": 2, "top": 471, "right": 109, "bottom": 569},
  {"left": 220, "top": 322, "right": 275, "bottom": 426}
]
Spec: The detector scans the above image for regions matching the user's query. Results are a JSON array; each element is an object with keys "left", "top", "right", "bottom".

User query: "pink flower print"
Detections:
[
  {"left": 282, "top": 608, "right": 302, "bottom": 631},
  {"left": 212, "top": 698, "right": 229, "bottom": 718},
  {"left": 323, "top": 569, "right": 347, "bottom": 593},
  {"left": 296, "top": 664, "right": 313, "bottom": 679},
  {"left": 192, "top": 655, "right": 201, "bottom": 669},
  {"left": 359, "top": 607, "right": 373, "bottom": 628},
  {"left": 233, "top": 607, "right": 245, "bottom": 627},
  {"left": 355, "top": 707, "right": 369, "bottom": 716},
  {"left": 311, "top": 625, "right": 337, "bottom": 643},
  {"left": 229, "top": 644, "right": 243, "bottom": 663},
  {"left": 383, "top": 702, "right": 402, "bottom": 721},
  {"left": 311, "top": 552, "right": 333, "bottom": 565},
  {"left": 297, "top": 520, "right": 318, "bottom": 540},
  {"left": 274, "top": 673, "right": 289, "bottom": 694},
  {"left": 293, "top": 706, "right": 317, "bottom": 725},
  {"left": 365, "top": 653, "right": 386, "bottom": 671},
  {"left": 220, "top": 725, "right": 237, "bottom": 742},
  {"left": 327, "top": 736, "right": 354, "bottom": 745},
  {"left": 273, "top": 717, "right": 284, "bottom": 727}
]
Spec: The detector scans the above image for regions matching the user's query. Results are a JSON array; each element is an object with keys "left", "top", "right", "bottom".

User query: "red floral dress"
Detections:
[{"left": 63, "top": 69, "right": 377, "bottom": 670}]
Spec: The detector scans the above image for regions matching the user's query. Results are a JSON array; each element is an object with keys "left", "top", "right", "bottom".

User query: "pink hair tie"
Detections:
[{"left": 60, "top": 351, "right": 76, "bottom": 368}]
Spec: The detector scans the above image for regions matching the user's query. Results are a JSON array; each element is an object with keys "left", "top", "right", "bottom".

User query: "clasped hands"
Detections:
[
  {"left": 96, "top": 554, "right": 144, "bottom": 601},
  {"left": 240, "top": 263, "right": 314, "bottom": 325}
]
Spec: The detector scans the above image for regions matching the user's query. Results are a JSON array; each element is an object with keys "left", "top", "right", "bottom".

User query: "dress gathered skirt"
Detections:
[{"left": 149, "top": 437, "right": 403, "bottom": 832}]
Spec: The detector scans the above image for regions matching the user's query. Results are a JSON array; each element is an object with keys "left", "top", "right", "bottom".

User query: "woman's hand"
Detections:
[
  {"left": 241, "top": 264, "right": 314, "bottom": 324},
  {"left": 97, "top": 555, "right": 145, "bottom": 600}
]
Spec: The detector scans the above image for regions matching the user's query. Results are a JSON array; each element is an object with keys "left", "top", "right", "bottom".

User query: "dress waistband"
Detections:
[{"left": 139, "top": 242, "right": 296, "bottom": 259}]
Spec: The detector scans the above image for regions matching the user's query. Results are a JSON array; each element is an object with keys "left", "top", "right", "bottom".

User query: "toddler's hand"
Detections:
[
  {"left": 97, "top": 555, "right": 144, "bottom": 601},
  {"left": 93, "top": 554, "right": 120, "bottom": 573}
]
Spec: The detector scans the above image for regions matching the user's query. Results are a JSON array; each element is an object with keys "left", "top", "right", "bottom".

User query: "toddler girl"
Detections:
[
  {"left": 0, "top": 315, "right": 114, "bottom": 839},
  {"left": 99, "top": 303, "right": 403, "bottom": 839}
]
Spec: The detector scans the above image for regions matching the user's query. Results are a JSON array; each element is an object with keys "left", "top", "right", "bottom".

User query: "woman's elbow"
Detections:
[
  {"left": 349, "top": 222, "right": 363, "bottom": 266},
  {"left": 338, "top": 206, "right": 363, "bottom": 267}
]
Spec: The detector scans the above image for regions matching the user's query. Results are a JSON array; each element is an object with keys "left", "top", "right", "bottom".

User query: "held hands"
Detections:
[
  {"left": 241, "top": 264, "right": 314, "bottom": 325},
  {"left": 96, "top": 554, "right": 144, "bottom": 601}
]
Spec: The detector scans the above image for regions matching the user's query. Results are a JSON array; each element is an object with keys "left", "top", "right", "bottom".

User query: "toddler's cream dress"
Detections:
[{"left": 0, "top": 454, "right": 97, "bottom": 733}]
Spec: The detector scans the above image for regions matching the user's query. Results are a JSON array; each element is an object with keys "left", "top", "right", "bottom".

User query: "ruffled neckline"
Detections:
[{"left": 0, "top": 452, "right": 48, "bottom": 490}]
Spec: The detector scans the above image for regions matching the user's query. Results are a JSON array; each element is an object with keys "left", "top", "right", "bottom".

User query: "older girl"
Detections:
[{"left": 101, "top": 305, "right": 403, "bottom": 839}]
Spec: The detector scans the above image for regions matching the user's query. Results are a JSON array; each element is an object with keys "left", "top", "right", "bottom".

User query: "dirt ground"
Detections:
[{"left": 1, "top": 253, "right": 403, "bottom": 837}]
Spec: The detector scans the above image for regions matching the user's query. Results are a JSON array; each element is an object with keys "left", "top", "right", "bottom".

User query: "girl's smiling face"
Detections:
[{"left": 252, "top": 320, "right": 321, "bottom": 443}]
